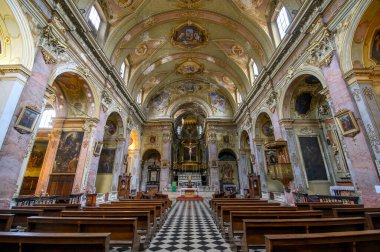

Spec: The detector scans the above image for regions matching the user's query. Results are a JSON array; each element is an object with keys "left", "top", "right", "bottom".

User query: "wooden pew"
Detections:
[
  {"left": 84, "top": 206, "right": 158, "bottom": 231},
  {"left": 61, "top": 210, "right": 151, "bottom": 247},
  {"left": 210, "top": 199, "right": 268, "bottom": 210},
  {"left": 332, "top": 208, "right": 380, "bottom": 218},
  {"left": 241, "top": 217, "right": 367, "bottom": 252},
  {"left": 27, "top": 216, "right": 139, "bottom": 251},
  {"left": 214, "top": 202, "right": 280, "bottom": 219},
  {"left": 12, "top": 206, "right": 67, "bottom": 216},
  {"left": 365, "top": 212, "right": 380, "bottom": 229},
  {"left": 117, "top": 199, "right": 169, "bottom": 211},
  {"left": 0, "top": 232, "right": 110, "bottom": 252},
  {"left": 310, "top": 204, "right": 364, "bottom": 217},
  {"left": 105, "top": 201, "right": 165, "bottom": 220},
  {"left": 228, "top": 210, "right": 323, "bottom": 249},
  {"left": 34, "top": 204, "right": 81, "bottom": 210},
  {"left": 0, "top": 214, "right": 14, "bottom": 231},
  {"left": 0, "top": 209, "right": 43, "bottom": 228},
  {"left": 218, "top": 206, "right": 296, "bottom": 227},
  {"left": 265, "top": 230, "right": 380, "bottom": 252}
]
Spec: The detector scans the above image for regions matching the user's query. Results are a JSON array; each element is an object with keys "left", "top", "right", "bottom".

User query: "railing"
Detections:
[{"left": 293, "top": 193, "right": 359, "bottom": 204}]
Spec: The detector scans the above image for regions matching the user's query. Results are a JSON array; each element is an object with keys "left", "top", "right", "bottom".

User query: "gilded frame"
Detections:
[
  {"left": 14, "top": 106, "right": 40, "bottom": 134},
  {"left": 335, "top": 110, "right": 360, "bottom": 137}
]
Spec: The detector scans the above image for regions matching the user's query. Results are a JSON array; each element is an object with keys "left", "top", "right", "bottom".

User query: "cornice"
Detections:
[{"left": 0, "top": 64, "right": 32, "bottom": 78}]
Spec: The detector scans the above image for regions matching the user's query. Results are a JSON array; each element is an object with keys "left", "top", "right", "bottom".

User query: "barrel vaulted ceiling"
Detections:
[{"left": 77, "top": 0, "right": 297, "bottom": 120}]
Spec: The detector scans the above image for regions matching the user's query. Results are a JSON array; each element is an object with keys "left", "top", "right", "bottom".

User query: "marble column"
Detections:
[
  {"left": 207, "top": 130, "right": 219, "bottom": 191},
  {"left": 0, "top": 66, "right": 30, "bottom": 149},
  {"left": 321, "top": 54, "right": 380, "bottom": 206},
  {"left": 350, "top": 82, "right": 380, "bottom": 165},
  {"left": 160, "top": 131, "right": 172, "bottom": 191},
  {"left": 129, "top": 149, "right": 141, "bottom": 192},
  {"left": 237, "top": 150, "right": 249, "bottom": 195},
  {"left": 0, "top": 50, "right": 54, "bottom": 208},
  {"left": 253, "top": 142, "right": 268, "bottom": 193}
]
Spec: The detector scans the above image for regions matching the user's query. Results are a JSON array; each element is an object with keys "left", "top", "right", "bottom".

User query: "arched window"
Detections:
[
  {"left": 276, "top": 6, "right": 290, "bottom": 39},
  {"left": 236, "top": 90, "right": 243, "bottom": 106},
  {"left": 136, "top": 89, "right": 143, "bottom": 105},
  {"left": 120, "top": 62, "right": 126, "bottom": 78},
  {"left": 88, "top": 6, "right": 101, "bottom": 32},
  {"left": 38, "top": 108, "right": 56, "bottom": 129},
  {"left": 249, "top": 59, "right": 259, "bottom": 84}
]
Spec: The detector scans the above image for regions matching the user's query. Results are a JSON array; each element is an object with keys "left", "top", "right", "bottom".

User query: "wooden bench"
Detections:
[
  {"left": 61, "top": 210, "right": 152, "bottom": 247},
  {"left": 0, "top": 214, "right": 14, "bottom": 231},
  {"left": 241, "top": 217, "right": 367, "bottom": 251},
  {"left": 228, "top": 210, "right": 323, "bottom": 249},
  {"left": 214, "top": 202, "right": 280, "bottom": 220},
  {"left": 27, "top": 216, "right": 139, "bottom": 251},
  {"left": 105, "top": 202, "right": 165, "bottom": 220},
  {"left": 84, "top": 206, "right": 158, "bottom": 231},
  {"left": 210, "top": 199, "right": 268, "bottom": 210},
  {"left": 0, "top": 232, "right": 110, "bottom": 252},
  {"left": 34, "top": 204, "right": 81, "bottom": 210},
  {"left": 12, "top": 206, "right": 67, "bottom": 217},
  {"left": 365, "top": 212, "right": 380, "bottom": 229},
  {"left": 332, "top": 208, "right": 380, "bottom": 218},
  {"left": 265, "top": 230, "right": 380, "bottom": 252},
  {"left": 310, "top": 204, "right": 364, "bottom": 217},
  {"left": 0, "top": 209, "right": 43, "bottom": 228},
  {"left": 219, "top": 206, "right": 296, "bottom": 227}
]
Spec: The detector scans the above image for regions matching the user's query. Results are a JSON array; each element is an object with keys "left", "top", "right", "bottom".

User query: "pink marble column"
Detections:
[
  {"left": 0, "top": 50, "right": 54, "bottom": 208},
  {"left": 207, "top": 130, "right": 220, "bottom": 191},
  {"left": 160, "top": 131, "right": 172, "bottom": 191},
  {"left": 322, "top": 54, "right": 380, "bottom": 207}
]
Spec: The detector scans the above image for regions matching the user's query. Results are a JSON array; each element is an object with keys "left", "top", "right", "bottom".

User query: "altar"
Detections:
[{"left": 180, "top": 187, "right": 199, "bottom": 197}]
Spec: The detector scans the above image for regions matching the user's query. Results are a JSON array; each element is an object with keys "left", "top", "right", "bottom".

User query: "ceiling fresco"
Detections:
[{"left": 82, "top": 0, "right": 300, "bottom": 120}]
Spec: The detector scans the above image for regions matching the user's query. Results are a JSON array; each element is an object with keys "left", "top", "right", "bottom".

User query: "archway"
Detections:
[
  {"left": 218, "top": 149, "right": 238, "bottom": 193},
  {"left": 282, "top": 74, "right": 350, "bottom": 195},
  {"left": 95, "top": 112, "right": 124, "bottom": 193},
  {"left": 141, "top": 149, "right": 161, "bottom": 192}
]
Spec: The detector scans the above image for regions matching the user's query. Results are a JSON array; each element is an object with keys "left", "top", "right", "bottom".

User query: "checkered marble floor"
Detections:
[{"left": 147, "top": 200, "right": 232, "bottom": 252}]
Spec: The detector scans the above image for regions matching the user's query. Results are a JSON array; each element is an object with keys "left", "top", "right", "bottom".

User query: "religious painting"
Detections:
[
  {"left": 295, "top": 92, "right": 312, "bottom": 115},
  {"left": 223, "top": 135, "right": 230, "bottom": 144},
  {"left": 298, "top": 136, "right": 328, "bottom": 181},
  {"left": 106, "top": 121, "right": 117, "bottom": 135},
  {"left": 176, "top": 60, "right": 204, "bottom": 75},
  {"left": 151, "top": 91, "right": 170, "bottom": 111},
  {"left": 171, "top": 22, "right": 208, "bottom": 49},
  {"left": 97, "top": 148, "right": 116, "bottom": 174},
  {"left": 150, "top": 135, "right": 156, "bottom": 144},
  {"left": 335, "top": 110, "right": 360, "bottom": 137},
  {"left": 265, "top": 150, "right": 277, "bottom": 166},
  {"left": 27, "top": 141, "right": 48, "bottom": 171},
  {"left": 183, "top": 145, "right": 197, "bottom": 161},
  {"left": 53, "top": 131, "right": 84, "bottom": 173},
  {"left": 210, "top": 93, "right": 226, "bottom": 111},
  {"left": 371, "top": 29, "right": 380, "bottom": 64},
  {"left": 219, "top": 161, "right": 236, "bottom": 184},
  {"left": 93, "top": 141, "right": 103, "bottom": 156},
  {"left": 262, "top": 121, "right": 274, "bottom": 137},
  {"left": 179, "top": 81, "right": 201, "bottom": 94},
  {"left": 14, "top": 106, "right": 40, "bottom": 133}
]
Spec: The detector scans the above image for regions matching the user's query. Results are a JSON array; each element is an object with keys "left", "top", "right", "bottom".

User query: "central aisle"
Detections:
[{"left": 147, "top": 200, "right": 232, "bottom": 252}]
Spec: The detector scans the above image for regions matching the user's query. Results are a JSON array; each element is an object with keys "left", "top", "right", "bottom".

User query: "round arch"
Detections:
[{"left": 166, "top": 96, "right": 215, "bottom": 118}]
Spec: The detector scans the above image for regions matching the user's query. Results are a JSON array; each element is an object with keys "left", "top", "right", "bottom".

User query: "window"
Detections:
[
  {"left": 120, "top": 62, "right": 126, "bottom": 78},
  {"left": 276, "top": 7, "right": 290, "bottom": 39},
  {"left": 249, "top": 59, "right": 259, "bottom": 84},
  {"left": 136, "top": 89, "right": 143, "bottom": 105},
  {"left": 38, "top": 109, "right": 56, "bottom": 129},
  {"left": 237, "top": 90, "right": 243, "bottom": 106},
  {"left": 88, "top": 6, "right": 101, "bottom": 31}
]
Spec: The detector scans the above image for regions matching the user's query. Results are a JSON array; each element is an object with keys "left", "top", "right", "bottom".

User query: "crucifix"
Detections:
[{"left": 185, "top": 136, "right": 196, "bottom": 161}]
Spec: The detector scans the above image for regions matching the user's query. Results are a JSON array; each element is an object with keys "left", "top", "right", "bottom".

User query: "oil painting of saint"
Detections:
[
  {"left": 372, "top": 29, "right": 380, "bottom": 63},
  {"left": 98, "top": 148, "right": 116, "bottom": 174},
  {"left": 53, "top": 131, "right": 84, "bottom": 173},
  {"left": 172, "top": 24, "right": 207, "bottom": 49},
  {"left": 210, "top": 93, "right": 226, "bottom": 111}
]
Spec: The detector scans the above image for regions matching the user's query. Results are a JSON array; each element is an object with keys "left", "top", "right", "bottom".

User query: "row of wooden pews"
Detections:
[
  {"left": 0, "top": 197, "right": 172, "bottom": 252},
  {"left": 210, "top": 198, "right": 380, "bottom": 252}
]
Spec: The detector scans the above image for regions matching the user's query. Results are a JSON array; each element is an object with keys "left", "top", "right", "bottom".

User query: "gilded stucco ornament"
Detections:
[
  {"left": 101, "top": 91, "right": 113, "bottom": 112},
  {"left": 265, "top": 91, "right": 277, "bottom": 113},
  {"left": 307, "top": 29, "right": 335, "bottom": 68},
  {"left": 40, "top": 25, "right": 68, "bottom": 64}
]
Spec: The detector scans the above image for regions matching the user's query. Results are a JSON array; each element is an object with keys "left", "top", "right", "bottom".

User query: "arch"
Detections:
[
  {"left": 142, "top": 149, "right": 161, "bottom": 161},
  {"left": 253, "top": 111, "right": 275, "bottom": 139},
  {"left": 340, "top": 0, "right": 373, "bottom": 75},
  {"left": 104, "top": 112, "right": 125, "bottom": 138},
  {"left": 218, "top": 149, "right": 237, "bottom": 161},
  {"left": 240, "top": 130, "right": 250, "bottom": 150},
  {"left": 278, "top": 68, "right": 327, "bottom": 120},
  {"left": 47, "top": 64, "right": 101, "bottom": 119},
  {"left": 0, "top": 0, "right": 35, "bottom": 70},
  {"left": 166, "top": 96, "right": 215, "bottom": 118}
]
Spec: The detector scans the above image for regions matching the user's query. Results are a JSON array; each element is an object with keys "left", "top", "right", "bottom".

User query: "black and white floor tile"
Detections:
[{"left": 147, "top": 200, "right": 232, "bottom": 252}]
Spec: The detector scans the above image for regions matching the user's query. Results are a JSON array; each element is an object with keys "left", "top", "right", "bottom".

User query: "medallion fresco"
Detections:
[
  {"left": 171, "top": 22, "right": 208, "bottom": 49},
  {"left": 210, "top": 92, "right": 226, "bottom": 111},
  {"left": 176, "top": 59, "right": 204, "bottom": 75}
]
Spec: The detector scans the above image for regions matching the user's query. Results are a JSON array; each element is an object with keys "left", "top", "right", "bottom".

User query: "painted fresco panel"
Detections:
[
  {"left": 299, "top": 136, "right": 328, "bottom": 181},
  {"left": 53, "top": 132, "right": 84, "bottom": 173}
]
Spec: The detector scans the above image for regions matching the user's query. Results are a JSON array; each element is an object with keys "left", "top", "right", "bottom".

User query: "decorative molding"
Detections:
[
  {"left": 352, "top": 88, "right": 361, "bottom": 102},
  {"left": 306, "top": 29, "right": 335, "bottom": 68},
  {"left": 39, "top": 25, "right": 68, "bottom": 64},
  {"left": 362, "top": 87, "right": 374, "bottom": 101},
  {"left": 207, "top": 131, "right": 216, "bottom": 144},
  {"left": 101, "top": 90, "right": 113, "bottom": 112},
  {"left": 366, "top": 123, "right": 380, "bottom": 153},
  {"left": 265, "top": 91, "right": 277, "bottom": 113},
  {"left": 300, "top": 127, "right": 315, "bottom": 135},
  {"left": 0, "top": 64, "right": 31, "bottom": 77}
]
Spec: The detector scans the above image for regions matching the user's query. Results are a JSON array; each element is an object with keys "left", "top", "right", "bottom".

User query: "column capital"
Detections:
[{"left": 344, "top": 67, "right": 379, "bottom": 86}]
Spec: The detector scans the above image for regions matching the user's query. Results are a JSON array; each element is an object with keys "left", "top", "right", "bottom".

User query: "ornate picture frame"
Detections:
[
  {"left": 14, "top": 106, "right": 40, "bottom": 134},
  {"left": 335, "top": 110, "right": 360, "bottom": 137},
  {"left": 93, "top": 141, "right": 103, "bottom": 156}
]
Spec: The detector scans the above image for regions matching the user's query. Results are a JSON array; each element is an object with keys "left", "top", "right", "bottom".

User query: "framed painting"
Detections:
[
  {"left": 14, "top": 106, "right": 40, "bottom": 133},
  {"left": 335, "top": 110, "right": 360, "bottom": 137},
  {"left": 93, "top": 142, "right": 103, "bottom": 156},
  {"left": 371, "top": 29, "right": 380, "bottom": 64},
  {"left": 97, "top": 148, "right": 116, "bottom": 174}
]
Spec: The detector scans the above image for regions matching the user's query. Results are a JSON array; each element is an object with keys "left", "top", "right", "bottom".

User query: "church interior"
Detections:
[{"left": 1, "top": 0, "right": 380, "bottom": 251}]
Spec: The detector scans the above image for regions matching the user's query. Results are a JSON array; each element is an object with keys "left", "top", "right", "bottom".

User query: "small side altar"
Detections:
[{"left": 179, "top": 187, "right": 199, "bottom": 197}]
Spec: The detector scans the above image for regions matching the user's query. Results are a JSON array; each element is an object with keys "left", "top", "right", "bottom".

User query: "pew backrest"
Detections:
[
  {"left": 0, "top": 214, "right": 14, "bottom": 231},
  {"left": 365, "top": 212, "right": 380, "bottom": 230}
]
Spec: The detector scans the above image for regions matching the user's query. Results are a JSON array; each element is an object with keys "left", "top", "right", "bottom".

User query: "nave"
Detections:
[{"left": 147, "top": 200, "right": 231, "bottom": 252}]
